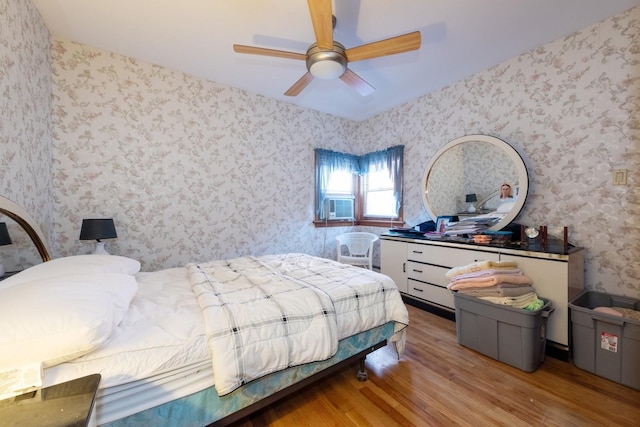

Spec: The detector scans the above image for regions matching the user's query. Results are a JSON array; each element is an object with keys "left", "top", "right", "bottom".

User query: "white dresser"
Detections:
[{"left": 380, "top": 233, "right": 585, "bottom": 355}]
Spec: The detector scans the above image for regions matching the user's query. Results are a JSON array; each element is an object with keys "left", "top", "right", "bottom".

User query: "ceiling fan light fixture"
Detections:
[
  {"left": 306, "top": 42, "right": 347, "bottom": 80},
  {"left": 310, "top": 60, "right": 346, "bottom": 79}
]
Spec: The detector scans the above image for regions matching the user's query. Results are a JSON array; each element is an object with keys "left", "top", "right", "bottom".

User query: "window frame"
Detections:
[{"left": 313, "top": 148, "right": 404, "bottom": 228}]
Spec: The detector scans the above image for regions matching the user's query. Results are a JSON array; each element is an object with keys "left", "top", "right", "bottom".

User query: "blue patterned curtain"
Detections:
[
  {"left": 359, "top": 145, "right": 404, "bottom": 217},
  {"left": 314, "top": 149, "right": 359, "bottom": 219}
]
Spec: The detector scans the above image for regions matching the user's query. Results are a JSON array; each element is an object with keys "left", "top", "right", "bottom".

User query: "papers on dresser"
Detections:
[{"left": 443, "top": 217, "right": 498, "bottom": 235}]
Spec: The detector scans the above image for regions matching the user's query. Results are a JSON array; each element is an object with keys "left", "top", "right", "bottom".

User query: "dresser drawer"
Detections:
[
  {"left": 407, "top": 243, "right": 499, "bottom": 267},
  {"left": 407, "top": 279, "right": 454, "bottom": 309},
  {"left": 406, "top": 261, "right": 449, "bottom": 287}
]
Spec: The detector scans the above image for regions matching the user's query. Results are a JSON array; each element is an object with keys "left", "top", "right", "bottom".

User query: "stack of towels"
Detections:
[{"left": 446, "top": 260, "right": 544, "bottom": 311}]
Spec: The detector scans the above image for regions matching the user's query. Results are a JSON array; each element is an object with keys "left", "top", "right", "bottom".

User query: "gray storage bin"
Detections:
[
  {"left": 569, "top": 290, "right": 640, "bottom": 391},
  {"left": 454, "top": 292, "right": 553, "bottom": 372}
]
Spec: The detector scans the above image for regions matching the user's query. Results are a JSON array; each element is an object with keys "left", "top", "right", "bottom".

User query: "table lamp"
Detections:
[
  {"left": 0, "top": 222, "right": 12, "bottom": 276},
  {"left": 465, "top": 194, "right": 477, "bottom": 213},
  {"left": 79, "top": 218, "right": 117, "bottom": 255}
]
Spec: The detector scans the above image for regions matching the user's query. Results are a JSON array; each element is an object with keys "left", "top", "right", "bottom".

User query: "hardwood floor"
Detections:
[{"left": 233, "top": 304, "right": 640, "bottom": 426}]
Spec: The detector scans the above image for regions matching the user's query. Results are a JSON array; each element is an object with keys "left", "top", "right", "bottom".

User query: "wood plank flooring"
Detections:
[{"left": 232, "top": 304, "right": 640, "bottom": 426}]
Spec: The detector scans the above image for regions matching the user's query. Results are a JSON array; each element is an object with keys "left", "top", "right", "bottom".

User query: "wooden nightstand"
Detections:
[{"left": 0, "top": 374, "right": 101, "bottom": 427}]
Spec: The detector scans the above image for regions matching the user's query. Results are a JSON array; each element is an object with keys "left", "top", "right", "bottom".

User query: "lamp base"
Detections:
[
  {"left": 467, "top": 204, "right": 477, "bottom": 213},
  {"left": 93, "top": 241, "right": 110, "bottom": 255}
]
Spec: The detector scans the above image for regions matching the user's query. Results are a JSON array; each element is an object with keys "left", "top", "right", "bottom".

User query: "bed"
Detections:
[{"left": 0, "top": 251, "right": 409, "bottom": 426}]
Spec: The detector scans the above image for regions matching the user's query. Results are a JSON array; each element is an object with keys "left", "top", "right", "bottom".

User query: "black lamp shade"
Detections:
[
  {"left": 465, "top": 193, "right": 477, "bottom": 203},
  {"left": 0, "top": 222, "right": 11, "bottom": 246},
  {"left": 79, "top": 219, "right": 117, "bottom": 241}
]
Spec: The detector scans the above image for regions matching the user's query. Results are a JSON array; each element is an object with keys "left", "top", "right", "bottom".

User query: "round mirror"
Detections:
[{"left": 421, "top": 135, "right": 529, "bottom": 231}]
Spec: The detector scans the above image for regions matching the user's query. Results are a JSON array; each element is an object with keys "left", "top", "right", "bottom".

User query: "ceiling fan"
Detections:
[{"left": 233, "top": 0, "right": 421, "bottom": 97}]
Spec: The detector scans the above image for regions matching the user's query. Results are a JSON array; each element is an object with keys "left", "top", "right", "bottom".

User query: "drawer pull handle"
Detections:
[
  {"left": 412, "top": 269, "right": 423, "bottom": 273},
  {"left": 413, "top": 287, "right": 424, "bottom": 292},
  {"left": 412, "top": 250, "right": 423, "bottom": 254}
]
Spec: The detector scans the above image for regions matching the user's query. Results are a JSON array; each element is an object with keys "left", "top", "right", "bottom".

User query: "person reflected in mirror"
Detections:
[{"left": 500, "top": 183, "right": 515, "bottom": 204}]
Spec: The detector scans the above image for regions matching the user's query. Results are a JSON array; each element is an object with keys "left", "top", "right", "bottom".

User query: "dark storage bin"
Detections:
[
  {"left": 454, "top": 292, "right": 553, "bottom": 372},
  {"left": 569, "top": 290, "right": 640, "bottom": 390}
]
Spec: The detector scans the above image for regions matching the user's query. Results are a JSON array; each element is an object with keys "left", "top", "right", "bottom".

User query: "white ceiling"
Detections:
[{"left": 32, "top": 0, "right": 640, "bottom": 121}]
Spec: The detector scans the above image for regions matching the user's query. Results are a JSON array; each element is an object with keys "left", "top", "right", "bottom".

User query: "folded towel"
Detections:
[
  {"left": 479, "top": 292, "right": 542, "bottom": 310},
  {"left": 447, "top": 274, "right": 533, "bottom": 290},
  {"left": 446, "top": 260, "right": 518, "bottom": 279},
  {"left": 457, "top": 285, "right": 535, "bottom": 298},
  {"left": 449, "top": 268, "right": 522, "bottom": 282},
  {"left": 594, "top": 306, "right": 640, "bottom": 321},
  {"left": 593, "top": 307, "right": 623, "bottom": 317}
]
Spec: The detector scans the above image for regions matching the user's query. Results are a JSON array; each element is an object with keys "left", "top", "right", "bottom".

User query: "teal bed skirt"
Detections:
[{"left": 103, "top": 321, "right": 395, "bottom": 426}]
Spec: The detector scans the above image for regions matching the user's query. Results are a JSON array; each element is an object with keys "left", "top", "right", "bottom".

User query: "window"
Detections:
[
  {"left": 364, "top": 169, "right": 396, "bottom": 217},
  {"left": 314, "top": 146, "right": 404, "bottom": 227},
  {"left": 326, "top": 170, "right": 354, "bottom": 196}
]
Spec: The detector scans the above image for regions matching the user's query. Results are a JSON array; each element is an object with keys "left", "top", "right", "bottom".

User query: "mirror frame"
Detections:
[
  {"left": 0, "top": 196, "right": 51, "bottom": 262},
  {"left": 421, "top": 134, "right": 529, "bottom": 231}
]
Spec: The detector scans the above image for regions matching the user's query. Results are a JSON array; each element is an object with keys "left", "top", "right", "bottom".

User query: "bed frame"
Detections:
[{"left": 212, "top": 339, "right": 387, "bottom": 426}]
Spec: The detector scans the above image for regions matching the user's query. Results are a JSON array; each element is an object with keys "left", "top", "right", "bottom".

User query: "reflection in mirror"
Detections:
[
  {"left": 0, "top": 196, "right": 51, "bottom": 273},
  {"left": 422, "top": 135, "right": 529, "bottom": 231},
  {"left": 480, "top": 184, "right": 519, "bottom": 212},
  {"left": 0, "top": 215, "right": 45, "bottom": 273}
]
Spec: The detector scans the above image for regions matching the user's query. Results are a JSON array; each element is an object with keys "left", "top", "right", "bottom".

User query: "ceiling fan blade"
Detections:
[
  {"left": 284, "top": 72, "right": 314, "bottom": 97},
  {"left": 339, "top": 68, "right": 375, "bottom": 96},
  {"left": 345, "top": 31, "right": 421, "bottom": 62},
  {"left": 307, "top": 0, "right": 333, "bottom": 49},
  {"left": 233, "top": 44, "right": 306, "bottom": 61}
]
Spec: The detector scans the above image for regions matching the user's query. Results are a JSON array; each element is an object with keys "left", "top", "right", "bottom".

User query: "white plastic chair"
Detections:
[{"left": 336, "top": 232, "right": 379, "bottom": 270}]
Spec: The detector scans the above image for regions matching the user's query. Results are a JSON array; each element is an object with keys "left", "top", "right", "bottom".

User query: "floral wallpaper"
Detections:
[
  {"left": 357, "top": 7, "right": 640, "bottom": 298},
  {"left": 0, "top": 0, "right": 54, "bottom": 265},
  {"left": 3, "top": 1, "right": 638, "bottom": 299},
  {"left": 50, "top": 40, "right": 359, "bottom": 271}
]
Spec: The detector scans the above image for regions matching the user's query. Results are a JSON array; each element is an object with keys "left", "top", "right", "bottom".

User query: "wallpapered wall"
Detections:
[
  {"left": 357, "top": 7, "right": 639, "bottom": 298},
  {"left": 50, "top": 40, "right": 360, "bottom": 270},
  {"left": 0, "top": 0, "right": 54, "bottom": 251},
  {"left": 3, "top": 1, "right": 639, "bottom": 298}
]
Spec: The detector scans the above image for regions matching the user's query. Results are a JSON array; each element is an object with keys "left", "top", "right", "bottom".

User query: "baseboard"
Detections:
[
  {"left": 401, "top": 295, "right": 455, "bottom": 321},
  {"left": 545, "top": 341, "right": 570, "bottom": 362}
]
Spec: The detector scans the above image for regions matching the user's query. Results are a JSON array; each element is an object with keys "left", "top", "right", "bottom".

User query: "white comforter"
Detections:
[{"left": 187, "top": 253, "right": 408, "bottom": 396}]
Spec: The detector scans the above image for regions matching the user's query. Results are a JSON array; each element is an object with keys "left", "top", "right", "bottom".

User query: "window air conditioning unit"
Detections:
[{"left": 326, "top": 198, "right": 354, "bottom": 220}]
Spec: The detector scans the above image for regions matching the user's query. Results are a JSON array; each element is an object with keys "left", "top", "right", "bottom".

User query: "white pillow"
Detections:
[
  {"left": 0, "top": 255, "right": 141, "bottom": 290},
  {"left": 0, "top": 273, "right": 138, "bottom": 370}
]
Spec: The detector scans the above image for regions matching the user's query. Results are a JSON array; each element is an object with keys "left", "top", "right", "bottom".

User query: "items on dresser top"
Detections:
[{"left": 386, "top": 224, "right": 571, "bottom": 254}]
